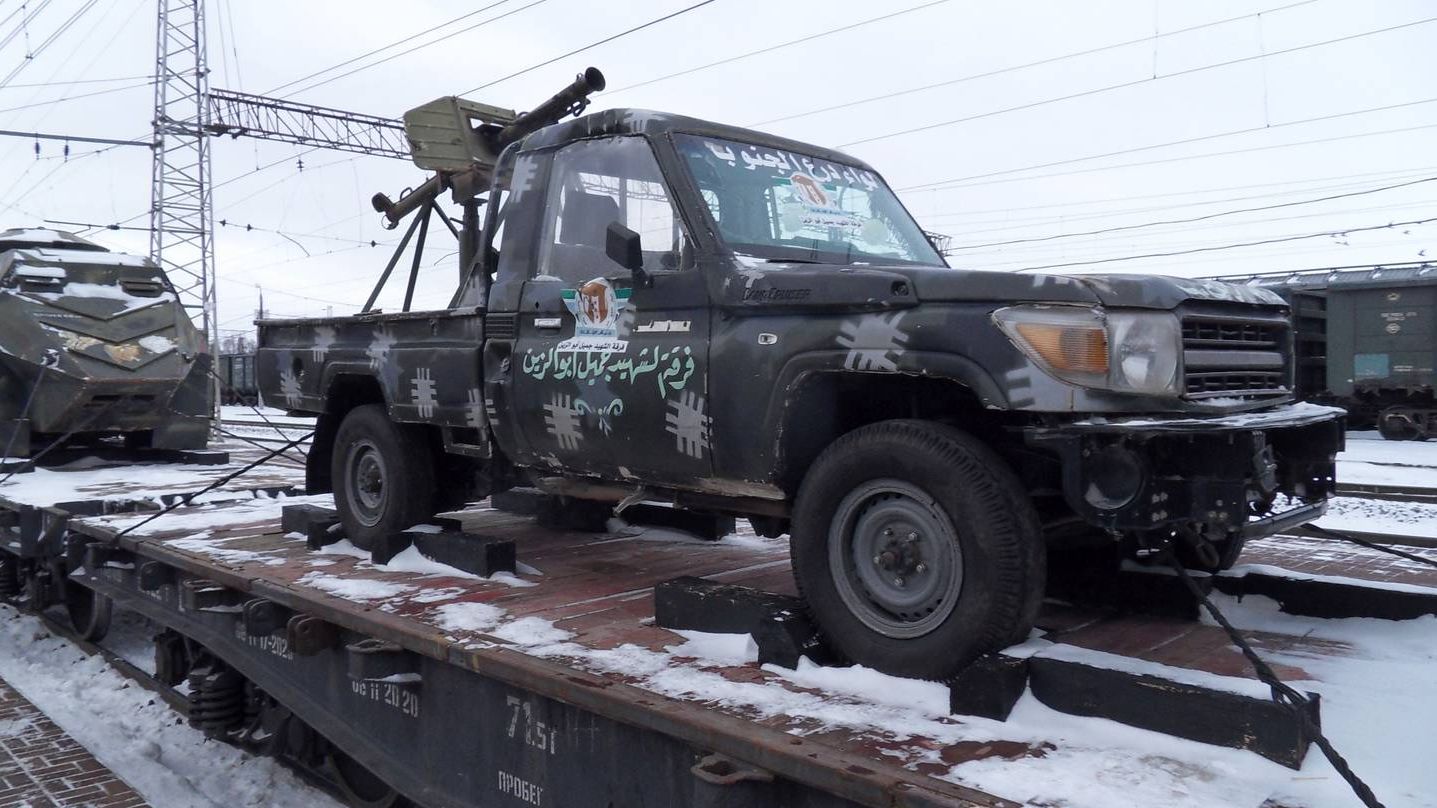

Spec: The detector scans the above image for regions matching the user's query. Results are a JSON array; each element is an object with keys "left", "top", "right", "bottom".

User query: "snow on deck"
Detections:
[{"left": 55, "top": 491, "right": 1437, "bottom": 808}]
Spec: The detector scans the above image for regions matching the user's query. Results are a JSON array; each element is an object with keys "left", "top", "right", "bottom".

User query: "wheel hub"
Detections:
[
  {"left": 829, "top": 479, "right": 963, "bottom": 639},
  {"left": 346, "top": 440, "right": 388, "bottom": 526}
]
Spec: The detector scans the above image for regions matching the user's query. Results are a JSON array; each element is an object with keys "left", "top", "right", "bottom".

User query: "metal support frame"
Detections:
[
  {"left": 362, "top": 200, "right": 449, "bottom": 314},
  {"left": 150, "top": 0, "right": 217, "bottom": 414},
  {"left": 206, "top": 89, "right": 409, "bottom": 160}
]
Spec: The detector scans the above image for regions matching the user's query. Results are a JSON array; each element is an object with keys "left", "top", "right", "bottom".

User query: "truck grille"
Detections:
[{"left": 1181, "top": 314, "right": 1290, "bottom": 400}]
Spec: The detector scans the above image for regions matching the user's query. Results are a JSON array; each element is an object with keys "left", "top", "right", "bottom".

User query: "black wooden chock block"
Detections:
[
  {"left": 655, "top": 576, "right": 837, "bottom": 668},
  {"left": 1028, "top": 654, "right": 1320, "bottom": 768},
  {"left": 948, "top": 653, "right": 1030, "bottom": 721},
  {"left": 655, "top": 576, "right": 803, "bottom": 635},
  {"left": 281, "top": 504, "right": 342, "bottom": 550},
  {"left": 752, "top": 609, "right": 838, "bottom": 670},
  {"left": 414, "top": 530, "right": 516, "bottom": 577}
]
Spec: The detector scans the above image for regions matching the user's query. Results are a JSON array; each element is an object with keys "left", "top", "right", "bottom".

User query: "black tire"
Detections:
[
  {"left": 331, "top": 405, "right": 437, "bottom": 551},
  {"left": 791, "top": 420, "right": 1045, "bottom": 680}
]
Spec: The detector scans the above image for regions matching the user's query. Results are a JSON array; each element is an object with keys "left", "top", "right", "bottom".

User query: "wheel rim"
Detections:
[
  {"left": 345, "top": 439, "right": 388, "bottom": 527},
  {"left": 827, "top": 479, "right": 963, "bottom": 639}
]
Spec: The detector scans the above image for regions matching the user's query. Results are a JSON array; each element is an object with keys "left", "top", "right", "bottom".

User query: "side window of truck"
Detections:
[{"left": 537, "top": 136, "right": 689, "bottom": 285}]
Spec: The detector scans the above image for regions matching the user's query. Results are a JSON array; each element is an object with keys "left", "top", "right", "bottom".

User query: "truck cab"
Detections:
[{"left": 259, "top": 90, "right": 1344, "bottom": 680}]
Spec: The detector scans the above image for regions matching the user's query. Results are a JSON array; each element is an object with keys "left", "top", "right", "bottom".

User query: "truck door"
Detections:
[{"left": 509, "top": 136, "right": 711, "bottom": 485}]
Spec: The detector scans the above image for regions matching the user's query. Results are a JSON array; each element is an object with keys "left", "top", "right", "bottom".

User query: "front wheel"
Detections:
[
  {"left": 331, "top": 405, "right": 438, "bottom": 551},
  {"left": 791, "top": 420, "right": 1045, "bottom": 680}
]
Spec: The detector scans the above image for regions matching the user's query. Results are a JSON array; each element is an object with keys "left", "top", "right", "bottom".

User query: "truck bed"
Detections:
[{"left": 256, "top": 308, "right": 488, "bottom": 428}]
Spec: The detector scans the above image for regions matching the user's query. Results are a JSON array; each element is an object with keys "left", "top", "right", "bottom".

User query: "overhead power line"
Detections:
[
  {"left": 609, "top": 0, "right": 952, "bottom": 95},
  {"left": 948, "top": 175, "right": 1437, "bottom": 251},
  {"left": 751, "top": 0, "right": 1317, "bottom": 127},
  {"left": 0, "top": 127, "right": 150, "bottom": 147},
  {"left": 0, "top": 79, "right": 154, "bottom": 114},
  {"left": 0, "top": 0, "right": 99, "bottom": 88},
  {"left": 841, "top": 15, "right": 1437, "bottom": 149},
  {"left": 1013, "top": 216, "right": 1437, "bottom": 272},
  {"left": 271, "top": 0, "right": 530, "bottom": 99},
  {"left": 462, "top": 0, "right": 721, "bottom": 95},
  {"left": 919, "top": 165, "right": 1437, "bottom": 225},
  {"left": 0, "top": 74, "right": 148, "bottom": 89},
  {"left": 900, "top": 98, "right": 1437, "bottom": 192}
]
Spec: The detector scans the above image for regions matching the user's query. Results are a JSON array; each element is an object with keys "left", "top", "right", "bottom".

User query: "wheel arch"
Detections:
[
  {"left": 766, "top": 350, "right": 1010, "bottom": 495},
  {"left": 307, "top": 371, "right": 390, "bottom": 494}
]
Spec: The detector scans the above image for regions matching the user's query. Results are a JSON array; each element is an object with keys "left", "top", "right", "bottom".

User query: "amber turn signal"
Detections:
[{"left": 1012, "top": 323, "right": 1109, "bottom": 374}]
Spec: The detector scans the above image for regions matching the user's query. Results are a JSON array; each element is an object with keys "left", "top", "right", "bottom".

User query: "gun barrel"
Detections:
[
  {"left": 373, "top": 175, "right": 443, "bottom": 226},
  {"left": 494, "top": 67, "right": 606, "bottom": 150}
]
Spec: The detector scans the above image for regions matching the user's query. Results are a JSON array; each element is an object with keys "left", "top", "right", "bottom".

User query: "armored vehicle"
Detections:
[
  {"left": 257, "top": 71, "right": 1344, "bottom": 679},
  {"left": 0, "top": 228, "right": 212, "bottom": 457}
]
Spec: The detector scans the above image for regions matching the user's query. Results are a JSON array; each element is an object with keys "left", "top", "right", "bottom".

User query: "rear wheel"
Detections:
[
  {"left": 331, "top": 405, "right": 437, "bottom": 551},
  {"left": 791, "top": 420, "right": 1045, "bottom": 680}
]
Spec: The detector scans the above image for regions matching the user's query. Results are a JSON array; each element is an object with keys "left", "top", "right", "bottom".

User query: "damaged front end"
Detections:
[{"left": 1027, "top": 403, "right": 1344, "bottom": 569}]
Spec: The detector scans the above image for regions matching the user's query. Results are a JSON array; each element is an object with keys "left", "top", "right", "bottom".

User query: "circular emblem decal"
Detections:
[{"left": 1386, "top": 322, "right": 1401, "bottom": 334}]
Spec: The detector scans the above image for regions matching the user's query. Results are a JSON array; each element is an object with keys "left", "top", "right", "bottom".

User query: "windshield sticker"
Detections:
[
  {"left": 697, "top": 138, "right": 880, "bottom": 191},
  {"left": 559, "top": 277, "right": 631, "bottom": 352}
]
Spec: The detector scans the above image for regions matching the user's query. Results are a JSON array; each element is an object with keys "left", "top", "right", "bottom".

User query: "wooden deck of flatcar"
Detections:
[{"left": 3, "top": 446, "right": 1434, "bottom": 807}]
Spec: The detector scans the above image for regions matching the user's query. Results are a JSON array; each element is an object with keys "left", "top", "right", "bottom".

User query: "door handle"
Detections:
[{"left": 534, "top": 317, "right": 562, "bottom": 330}]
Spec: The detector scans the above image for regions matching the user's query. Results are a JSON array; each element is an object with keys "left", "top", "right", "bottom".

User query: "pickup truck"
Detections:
[{"left": 257, "top": 74, "right": 1344, "bottom": 679}]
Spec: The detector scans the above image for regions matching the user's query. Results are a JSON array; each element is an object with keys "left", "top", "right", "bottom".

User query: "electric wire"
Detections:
[
  {"left": 265, "top": 0, "right": 513, "bottom": 95},
  {"left": 461, "top": 0, "right": 722, "bottom": 95},
  {"left": 609, "top": 0, "right": 952, "bottom": 95},
  {"left": 899, "top": 104, "right": 1437, "bottom": 192},
  {"left": 947, "top": 175, "right": 1437, "bottom": 251},
  {"left": 0, "top": 0, "right": 98, "bottom": 87},
  {"left": 1011, "top": 216, "right": 1437, "bottom": 272},
  {"left": 842, "top": 15, "right": 1437, "bottom": 149},
  {"left": 277, "top": 0, "right": 540, "bottom": 100},
  {"left": 750, "top": 0, "right": 1317, "bottom": 128}
]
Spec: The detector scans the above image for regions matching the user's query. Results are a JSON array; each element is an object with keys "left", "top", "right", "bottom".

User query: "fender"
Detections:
[{"left": 752, "top": 349, "right": 1011, "bottom": 483}]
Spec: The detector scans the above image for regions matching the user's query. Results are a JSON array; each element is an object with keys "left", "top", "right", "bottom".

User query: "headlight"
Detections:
[{"left": 993, "top": 305, "right": 1179, "bottom": 395}]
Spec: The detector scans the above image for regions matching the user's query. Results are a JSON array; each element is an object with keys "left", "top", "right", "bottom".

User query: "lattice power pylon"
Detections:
[{"left": 150, "top": 0, "right": 216, "bottom": 380}]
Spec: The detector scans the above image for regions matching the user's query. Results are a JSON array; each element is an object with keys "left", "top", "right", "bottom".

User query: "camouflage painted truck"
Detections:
[{"left": 257, "top": 70, "right": 1345, "bottom": 679}]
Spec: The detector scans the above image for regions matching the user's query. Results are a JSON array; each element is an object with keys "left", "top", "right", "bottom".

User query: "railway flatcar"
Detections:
[
  {"left": 216, "top": 352, "right": 259, "bottom": 405},
  {"left": 1216, "top": 262, "right": 1437, "bottom": 440}
]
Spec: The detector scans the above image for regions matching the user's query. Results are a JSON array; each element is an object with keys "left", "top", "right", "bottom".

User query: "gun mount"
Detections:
[
  {"left": 363, "top": 68, "right": 606, "bottom": 314},
  {"left": 371, "top": 67, "right": 606, "bottom": 227}
]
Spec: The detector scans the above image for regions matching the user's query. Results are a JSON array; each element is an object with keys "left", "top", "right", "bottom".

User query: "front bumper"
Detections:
[{"left": 1027, "top": 402, "right": 1345, "bottom": 540}]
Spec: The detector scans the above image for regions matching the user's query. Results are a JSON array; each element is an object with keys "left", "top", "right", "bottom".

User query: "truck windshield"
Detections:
[{"left": 674, "top": 133, "right": 944, "bottom": 267}]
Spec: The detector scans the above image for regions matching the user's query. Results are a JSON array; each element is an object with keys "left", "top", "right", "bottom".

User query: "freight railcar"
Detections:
[
  {"left": 216, "top": 352, "right": 259, "bottom": 405},
  {"left": 1217, "top": 262, "right": 1437, "bottom": 439}
]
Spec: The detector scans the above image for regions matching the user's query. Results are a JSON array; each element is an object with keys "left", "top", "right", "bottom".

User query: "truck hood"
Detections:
[
  {"left": 724, "top": 259, "right": 1287, "bottom": 312},
  {"left": 901, "top": 267, "right": 1287, "bottom": 310}
]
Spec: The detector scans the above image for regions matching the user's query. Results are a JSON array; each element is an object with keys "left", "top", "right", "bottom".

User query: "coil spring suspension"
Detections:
[
  {"left": 187, "top": 662, "right": 248, "bottom": 737},
  {"left": 0, "top": 556, "right": 19, "bottom": 599}
]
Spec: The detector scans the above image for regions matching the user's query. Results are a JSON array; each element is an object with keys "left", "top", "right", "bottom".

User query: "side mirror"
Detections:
[{"left": 605, "top": 222, "right": 648, "bottom": 286}]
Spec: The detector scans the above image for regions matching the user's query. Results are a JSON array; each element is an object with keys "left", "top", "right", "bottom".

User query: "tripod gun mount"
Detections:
[{"left": 363, "top": 67, "right": 606, "bottom": 313}]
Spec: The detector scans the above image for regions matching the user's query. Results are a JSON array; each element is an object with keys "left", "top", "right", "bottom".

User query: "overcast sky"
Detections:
[{"left": 0, "top": 0, "right": 1432, "bottom": 340}]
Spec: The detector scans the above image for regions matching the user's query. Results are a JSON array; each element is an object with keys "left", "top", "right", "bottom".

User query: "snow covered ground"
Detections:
[
  {"left": 1338, "top": 430, "right": 1437, "bottom": 489},
  {"left": 0, "top": 605, "right": 341, "bottom": 808}
]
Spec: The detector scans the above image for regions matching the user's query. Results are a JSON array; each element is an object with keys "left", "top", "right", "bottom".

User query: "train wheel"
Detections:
[
  {"left": 64, "top": 584, "right": 112, "bottom": 641},
  {"left": 1377, "top": 409, "right": 1421, "bottom": 441}
]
